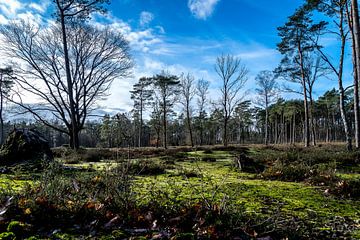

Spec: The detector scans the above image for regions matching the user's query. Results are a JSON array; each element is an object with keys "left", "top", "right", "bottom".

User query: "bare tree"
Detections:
[
  {"left": 54, "top": 0, "right": 109, "bottom": 149},
  {"left": 180, "top": 73, "right": 196, "bottom": 147},
  {"left": 215, "top": 54, "right": 248, "bottom": 147},
  {"left": 196, "top": 78, "right": 210, "bottom": 145},
  {"left": 255, "top": 70, "right": 278, "bottom": 145},
  {"left": 0, "top": 21, "right": 132, "bottom": 148}
]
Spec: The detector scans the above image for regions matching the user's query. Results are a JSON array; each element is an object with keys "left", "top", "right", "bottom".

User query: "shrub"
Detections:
[
  {"left": 233, "top": 153, "right": 265, "bottom": 173},
  {"left": 53, "top": 147, "right": 117, "bottom": 163},
  {"left": 262, "top": 160, "right": 337, "bottom": 183},
  {"left": 126, "top": 160, "right": 167, "bottom": 175},
  {"left": 14, "top": 161, "right": 135, "bottom": 232},
  {"left": 203, "top": 149, "right": 213, "bottom": 154},
  {"left": 331, "top": 178, "right": 360, "bottom": 199},
  {"left": 7, "top": 221, "right": 25, "bottom": 237}
]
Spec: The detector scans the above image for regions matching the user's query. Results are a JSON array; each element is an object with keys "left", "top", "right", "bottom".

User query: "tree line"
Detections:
[{"left": 0, "top": 0, "right": 360, "bottom": 150}]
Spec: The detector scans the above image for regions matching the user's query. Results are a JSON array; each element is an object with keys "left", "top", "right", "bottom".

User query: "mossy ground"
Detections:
[{"left": 0, "top": 144, "right": 359, "bottom": 239}]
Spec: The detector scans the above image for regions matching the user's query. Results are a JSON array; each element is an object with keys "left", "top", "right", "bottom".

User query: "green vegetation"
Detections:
[{"left": 0, "top": 144, "right": 359, "bottom": 239}]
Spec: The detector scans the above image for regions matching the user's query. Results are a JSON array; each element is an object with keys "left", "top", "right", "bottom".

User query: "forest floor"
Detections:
[{"left": 0, "top": 144, "right": 359, "bottom": 239}]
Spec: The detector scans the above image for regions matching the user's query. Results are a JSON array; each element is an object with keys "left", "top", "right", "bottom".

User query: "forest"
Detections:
[{"left": 0, "top": 0, "right": 359, "bottom": 239}]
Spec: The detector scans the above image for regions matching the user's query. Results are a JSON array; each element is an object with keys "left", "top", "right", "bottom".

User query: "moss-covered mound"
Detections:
[{"left": 0, "top": 128, "right": 53, "bottom": 167}]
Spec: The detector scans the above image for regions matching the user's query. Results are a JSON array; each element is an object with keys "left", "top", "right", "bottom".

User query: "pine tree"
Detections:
[
  {"left": 276, "top": 5, "right": 327, "bottom": 147},
  {"left": 130, "top": 77, "right": 153, "bottom": 147},
  {"left": 150, "top": 72, "right": 180, "bottom": 149}
]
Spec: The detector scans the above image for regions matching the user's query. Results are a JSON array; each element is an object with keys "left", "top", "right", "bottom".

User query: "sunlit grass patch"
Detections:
[{"left": 0, "top": 174, "right": 33, "bottom": 192}]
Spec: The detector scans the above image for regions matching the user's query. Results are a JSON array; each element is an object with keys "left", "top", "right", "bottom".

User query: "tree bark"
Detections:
[
  {"left": 186, "top": 109, "right": 194, "bottom": 147},
  {"left": 163, "top": 96, "right": 167, "bottom": 149},
  {"left": 60, "top": 12, "right": 79, "bottom": 150},
  {"left": 352, "top": 0, "right": 360, "bottom": 149},
  {"left": 298, "top": 41, "right": 310, "bottom": 147}
]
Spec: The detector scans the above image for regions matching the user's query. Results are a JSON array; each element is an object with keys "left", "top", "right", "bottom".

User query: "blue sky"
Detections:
[{"left": 0, "top": 0, "right": 347, "bottom": 113}]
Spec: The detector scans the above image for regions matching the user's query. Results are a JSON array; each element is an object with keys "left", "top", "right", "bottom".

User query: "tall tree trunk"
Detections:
[
  {"left": 139, "top": 99, "right": 143, "bottom": 148},
  {"left": 309, "top": 94, "right": 316, "bottom": 146},
  {"left": 223, "top": 117, "right": 228, "bottom": 147},
  {"left": 186, "top": 107, "right": 194, "bottom": 147},
  {"left": 60, "top": 12, "right": 79, "bottom": 150},
  {"left": 338, "top": 9, "right": 353, "bottom": 150},
  {"left": 292, "top": 114, "right": 296, "bottom": 144},
  {"left": 265, "top": 107, "right": 269, "bottom": 145},
  {"left": 351, "top": 0, "right": 360, "bottom": 149},
  {"left": 163, "top": 97, "right": 167, "bottom": 149},
  {"left": 298, "top": 42, "right": 310, "bottom": 147}
]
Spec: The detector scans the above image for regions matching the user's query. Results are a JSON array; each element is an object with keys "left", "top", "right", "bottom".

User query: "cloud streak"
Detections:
[
  {"left": 139, "top": 11, "right": 154, "bottom": 26},
  {"left": 188, "top": 0, "right": 220, "bottom": 20}
]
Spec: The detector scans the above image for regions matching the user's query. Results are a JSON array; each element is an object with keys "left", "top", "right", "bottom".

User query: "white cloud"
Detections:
[
  {"left": 92, "top": 13, "right": 163, "bottom": 53},
  {"left": 0, "top": 14, "right": 7, "bottom": 24},
  {"left": 139, "top": 11, "right": 154, "bottom": 26},
  {"left": 0, "top": 0, "right": 22, "bottom": 16},
  {"left": 17, "top": 11, "right": 42, "bottom": 25},
  {"left": 28, "top": 1, "right": 50, "bottom": 13},
  {"left": 188, "top": 0, "right": 220, "bottom": 20},
  {"left": 155, "top": 26, "right": 165, "bottom": 34}
]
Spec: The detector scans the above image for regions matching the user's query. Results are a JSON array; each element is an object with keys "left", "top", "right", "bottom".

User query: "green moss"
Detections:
[
  {"left": 25, "top": 237, "right": 40, "bottom": 240},
  {"left": 0, "top": 232, "right": 15, "bottom": 240},
  {"left": 5, "top": 147, "right": 360, "bottom": 238},
  {"left": 336, "top": 173, "right": 360, "bottom": 180},
  {"left": 7, "top": 221, "right": 25, "bottom": 237},
  {"left": 51, "top": 233, "right": 76, "bottom": 240}
]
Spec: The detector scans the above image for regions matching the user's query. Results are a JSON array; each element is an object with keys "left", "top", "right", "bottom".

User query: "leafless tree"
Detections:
[
  {"left": 54, "top": 0, "right": 109, "bottom": 149},
  {"left": 255, "top": 70, "right": 278, "bottom": 145},
  {"left": 180, "top": 73, "right": 196, "bottom": 147},
  {"left": 196, "top": 78, "right": 209, "bottom": 145},
  {"left": 0, "top": 21, "right": 132, "bottom": 148},
  {"left": 215, "top": 54, "right": 248, "bottom": 147}
]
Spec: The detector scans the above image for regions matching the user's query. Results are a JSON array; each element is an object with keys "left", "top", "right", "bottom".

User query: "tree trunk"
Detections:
[
  {"left": 60, "top": 12, "right": 79, "bottom": 150},
  {"left": 139, "top": 99, "right": 143, "bottom": 148},
  {"left": 186, "top": 106, "right": 194, "bottom": 147},
  {"left": 352, "top": 0, "right": 360, "bottom": 149},
  {"left": 298, "top": 42, "right": 310, "bottom": 147},
  {"left": 223, "top": 117, "right": 228, "bottom": 147},
  {"left": 292, "top": 114, "right": 296, "bottom": 144},
  {"left": 200, "top": 119, "right": 204, "bottom": 146},
  {"left": 338, "top": 9, "right": 353, "bottom": 150},
  {"left": 265, "top": 107, "right": 269, "bottom": 145},
  {"left": 309, "top": 94, "right": 316, "bottom": 146},
  {"left": 163, "top": 97, "right": 167, "bottom": 149}
]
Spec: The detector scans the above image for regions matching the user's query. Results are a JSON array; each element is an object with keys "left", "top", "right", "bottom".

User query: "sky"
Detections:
[{"left": 0, "top": 0, "right": 347, "bottom": 115}]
